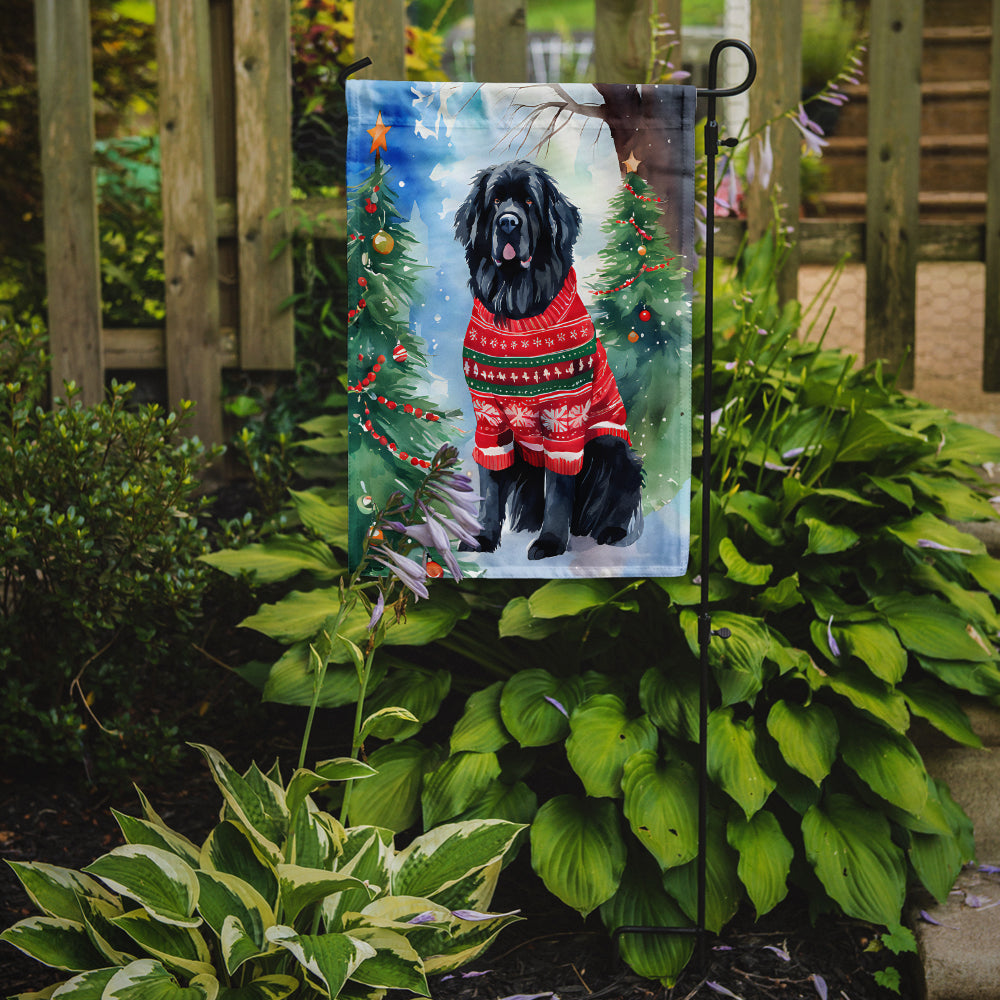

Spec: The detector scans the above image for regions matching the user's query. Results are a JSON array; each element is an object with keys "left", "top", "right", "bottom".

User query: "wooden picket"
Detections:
[{"left": 30, "top": 0, "right": 1000, "bottom": 448}]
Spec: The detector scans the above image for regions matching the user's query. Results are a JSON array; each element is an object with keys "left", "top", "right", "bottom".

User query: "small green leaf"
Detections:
[
  {"left": 276, "top": 865, "right": 373, "bottom": 925},
  {"left": 765, "top": 701, "right": 838, "bottom": 786},
  {"left": 639, "top": 664, "right": 699, "bottom": 742},
  {"left": 727, "top": 811, "right": 793, "bottom": 917},
  {"left": 838, "top": 718, "right": 929, "bottom": 817},
  {"left": 499, "top": 670, "right": 584, "bottom": 747},
  {"left": 527, "top": 579, "right": 617, "bottom": 618},
  {"left": 901, "top": 680, "right": 982, "bottom": 748},
  {"left": 200, "top": 536, "right": 340, "bottom": 584},
  {"left": 803, "top": 517, "right": 859, "bottom": 555},
  {"left": 265, "top": 926, "right": 374, "bottom": 998},
  {"left": 450, "top": 682, "right": 511, "bottom": 754},
  {"left": 421, "top": 752, "right": 502, "bottom": 828},
  {"left": 719, "top": 537, "right": 773, "bottom": 585},
  {"left": 110, "top": 909, "right": 214, "bottom": 978},
  {"left": 288, "top": 489, "right": 349, "bottom": 546},
  {"left": 707, "top": 708, "right": 776, "bottom": 819},
  {"left": 875, "top": 594, "right": 995, "bottom": 662},
  {"left": 346, "top": 740, "right": 441, "bottom": 832},
  {"left": 497, "top": 597, "right": 563, "bottom": 639}
]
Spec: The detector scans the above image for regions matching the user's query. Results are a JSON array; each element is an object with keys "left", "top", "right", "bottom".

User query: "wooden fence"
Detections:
[{"left": 33, "top": 0, "right": 1000, "bottom": 445}]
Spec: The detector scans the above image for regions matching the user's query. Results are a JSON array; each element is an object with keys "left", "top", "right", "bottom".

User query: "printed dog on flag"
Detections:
[{"left": 454, "top": 160, "right": 643, "bottom": 559}]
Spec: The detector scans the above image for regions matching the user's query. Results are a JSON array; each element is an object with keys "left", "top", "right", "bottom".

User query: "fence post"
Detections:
[
  {"left": 594, "top": 0, "right": 654, "bottom": 84},
  {"left": 474, "top": 0, "right": 526, "bottom": 81},
  {"left": 233, "top": 0, "right": 294, "bottom": 369},
  {"left": 34, "top": 0, "right": 104, "bottom": 405},
  {"left": 983, "top": 0, "right": 1000, "bottom": 391},
  {"left": 355, "top": 0, "right": 406, "bottom": 79},
  {"left": 157, "top": 0, "right": 223, "bottom": 445},
  {"left": 746, "top": 0, "right": 801, "bottom": 305},
  {"left": 864, "top": 0, "right": 923, "bottom": 389}
]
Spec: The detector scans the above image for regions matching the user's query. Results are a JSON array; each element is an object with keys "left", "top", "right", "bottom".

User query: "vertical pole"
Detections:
[
  {"left": 864, "top": 0, "right": 923, "bottom": 389},
  {"left": 594, "top": 0, "right": 650, "bottom": 84},
  {"left": 355, "top": 0, "right": 406, "bottom": 79},
  {"left": 34, "top": 0, "right": 104, "bottom": 405},
  {"left": 474, "top": 0, "right": 526, "bottom": 82},
  {"left": 158, "top": 0, "right": 223, "bottom": 444},
  {"left": 983, "top": 0, "right": 1000, "bottom": 390},
  {"left": 746, "top": 0, "right": 801, "bottom": 305}
]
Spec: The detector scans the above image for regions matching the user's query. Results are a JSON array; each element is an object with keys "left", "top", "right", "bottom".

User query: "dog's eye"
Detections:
[
  {"left": 493, "top": 198, "right": 500, "bottom": 205},
  {"left": 526, "top": 199, "right": 533, "bottom": 206}
]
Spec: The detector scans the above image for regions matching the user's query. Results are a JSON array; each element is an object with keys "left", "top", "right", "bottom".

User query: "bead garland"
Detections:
[
  {"left": 624, "top": 181, "right": 664, "bottom": 203},
  {"left": 591, "top": 258, "right": 676, "bottom": 296},
  {"left": 615, "top": 216, "right": 653, "bottom": 242}
]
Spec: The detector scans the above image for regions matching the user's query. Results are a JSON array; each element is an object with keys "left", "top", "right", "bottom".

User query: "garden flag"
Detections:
[{"left": 346, "top": 81, "right": 695, "bottom": 578}]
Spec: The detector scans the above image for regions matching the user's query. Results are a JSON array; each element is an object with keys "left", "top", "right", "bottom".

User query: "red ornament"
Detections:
[
  {"left": 392, "top": 343, "right": 408, "bottom": 363},
  {"left": 367, "top": 527, "right": 384, "bottom": 543},
  {"left": 358, "top": 277, "right": 367, "bottom": 287},
  {"left": 425, "top": 560, "right": 444, "bottom": 579},
  {"left": 639, "top": 308, "right": 652, "bottom": 322}
]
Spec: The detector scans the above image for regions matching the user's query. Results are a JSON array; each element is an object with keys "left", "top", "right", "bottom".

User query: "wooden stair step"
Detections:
[{"left": 814, "top": 190, "right": 987, "bottom": 221}]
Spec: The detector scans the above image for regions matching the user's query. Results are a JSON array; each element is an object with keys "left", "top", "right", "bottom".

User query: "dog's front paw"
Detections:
[
  {"left": 461, "top": 531, "right": 499, "bottom": 553},
  {"left": 595, "top": 526, "right": 627, "bottom": 545},
  {"left": 527, "top": 531, "right": 567, "bottom": 560}
]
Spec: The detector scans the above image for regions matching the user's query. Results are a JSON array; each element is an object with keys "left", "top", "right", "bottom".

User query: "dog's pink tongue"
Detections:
[{"left": 502, "top": 243, "right": 517, "bottom": 261}]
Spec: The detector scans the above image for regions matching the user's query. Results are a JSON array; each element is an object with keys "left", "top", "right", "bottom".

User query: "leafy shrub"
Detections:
[
  {"left": 1, "top": 743, "right": 524, "bottom": 998},
  {"left": 0, "top": 317, "right": 219, "bottom": 782},
  {"left": 210, "top": 233, "right": 1000, "bottom": 985}
]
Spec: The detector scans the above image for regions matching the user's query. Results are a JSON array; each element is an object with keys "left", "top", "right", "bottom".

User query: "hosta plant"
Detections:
[{"left": 1, "top": 743, "right": 523, "bottom": 999}]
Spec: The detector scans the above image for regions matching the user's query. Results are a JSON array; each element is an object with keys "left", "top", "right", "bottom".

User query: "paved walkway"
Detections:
[{"left": 798, "top": 262, "right": 1000, "bottom": 435}]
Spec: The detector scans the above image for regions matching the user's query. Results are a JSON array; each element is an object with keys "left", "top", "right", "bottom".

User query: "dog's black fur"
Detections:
[{"left": 454, "top": 161, "right": 643, "bottom": 560}]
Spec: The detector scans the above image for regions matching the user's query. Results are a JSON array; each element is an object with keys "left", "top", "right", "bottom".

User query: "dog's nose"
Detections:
[{"left": 498, "top": 213, "right": 520, "bottom": 235}]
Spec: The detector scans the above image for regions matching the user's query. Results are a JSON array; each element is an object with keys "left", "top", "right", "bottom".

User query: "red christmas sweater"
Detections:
[{"left": 463, "top": 268, "right": 630, "bottom": 476}]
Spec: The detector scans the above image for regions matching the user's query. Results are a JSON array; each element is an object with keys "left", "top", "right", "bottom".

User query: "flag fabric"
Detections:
[{"left": 346, "top": 81, "right": 695, "bottom": 579}]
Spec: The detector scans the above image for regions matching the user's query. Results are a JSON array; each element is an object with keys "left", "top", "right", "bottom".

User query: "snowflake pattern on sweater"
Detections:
[{"left": 463, "top": 268, "right": 631, "bottom": 475}]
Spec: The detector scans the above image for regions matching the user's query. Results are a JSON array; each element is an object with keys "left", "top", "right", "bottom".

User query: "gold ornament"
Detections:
[
  {"left": 638, "top": 245, "right": 647, "bottom": 256},
  {"left": 628, "top": 330, "right": 639, "bottom": 343},
  {"left": 372, "top": 230, "right": 394, "bottom": 255}
]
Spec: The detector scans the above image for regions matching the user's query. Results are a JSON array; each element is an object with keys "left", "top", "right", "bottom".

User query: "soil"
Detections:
[{"left": 0, "top": 741, "right": 913, "bottom": 1000}]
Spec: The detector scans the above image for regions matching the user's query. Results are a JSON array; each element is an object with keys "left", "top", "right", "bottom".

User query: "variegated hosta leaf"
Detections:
[
  {"left": 529, "top": 795, "right": 626, "bottom": 917},
  {"left": 0, "top": 916, "right": 107, "bottom": 971},
  {"left": 83, "top": 846, "right": 200, "bottom": 928},
  {"left": 347, "top": 740, "right": 442, "bottom": 832},
  {"left": 727, "top": 810, "right": 793, "bottom": 917},
  {"left": 423, "top": 859, "right": 501, "bottom": 916},
  {"left": 499, "top": 670, "right": 585, "bottom": 747},
  {"left": 450, "top": 681, "right": 511, "bottom": 754},
  {"left": 344, "top": 926, "right": 429, "bottom": 994},
  {"left": 706, "top": 707, "right": 776, "bottom": 818},
  {"left": 838, "top": 718, "right": 929, "bottom": 817},
  {"left": 420, "top": 752, "right": 501, "bottom": 829},
  {"left": 420, "top": 906, "right": 523, "bottom": 975},
  {"left": 288, "top": 802, "right": 343, "bottom": 870},
  {"left": 265, "top": 925, "right": 375, "bottom": 998},
  {"left": 621, "top": 751, "right": 699, "bottom": 871},
  {"left": 276, "top": 864, "right": 376, "bottom": 925},
  {"left": 565, "top": 695, "right": 658, "bottom": 799},
  {"left": 285, "top": 760, "right": 375, "bottom": 823},
  {"left": 110, "top": 908, "right": 214, "bottom": 979},
  {"left": 190, "top": 745, "right": 287, "bottom": 863},
  {"left": 323, "top": 829, "right": 393, "bottom": 931},
  {"left": 765, "top": 700, "right": 838, "bottom": 786},
  {"left": 802, "top": 793, "right": 906, "bottom": 926},
  {"left": 391, "top": 820, "right": 524, "bottom": 901},
  {"left": 599, "top": 853, "right": 694, "bottom": 987},
  {"left": 46, "top": 966, "right": 118, "bottom": 997},
  {"left": 195, "top": 871, "right": 274, "bottom": 974},
  {"left": 200, "top": 822, "right": 278, "bottom": 910},
  {"left": 214, "top": 975, "right": 299, "bottom": 1000},
  {"left": 77, "top": 894, "right": 136, "bottom": 966},
  {"left": 112, "top": 811, "right": 201, "bottom": 868},
  {"left": 4, "top": 861, "right": 118, "bottom": 922},
  {"left": 102, "top": 958, "right": 218, "bottom": 999}
]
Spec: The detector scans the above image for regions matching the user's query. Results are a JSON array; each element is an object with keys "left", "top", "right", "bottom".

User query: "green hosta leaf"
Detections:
[
  {"left": 288, "top": 488, "right": 350, "bottom": 546},
  {"left": 450, "top": 682, "right": 510, "bottom": 754},
  {"left": 656, "top": 573, "right": 737, "bottom": 606},
  {"left": 5, "top": 862, "right": 118, "bottom": 923},
  {"left": 966, "top": 553, "right": 1000, "bottom": 597},
  {"left": 527, "top": 579, "right": 618, "bottom": 617},
  {"left": 195, "top": 871, "right": 273, "bottom": 974},
  {"left": 886, "top": 511, "right": 985, "bottom": 556},
  {"left": 727, "top": 811, "right": 793, "bottom": 918},
  {"left": 875, "top": 594, "right": 995, "bottom": 662},
  {"left": 499, "top": 670, "right": 584, "bottom": 747},
  {"left": 566, "top": 695, "right": 658, "bottom": 798},
  {"left": 83, "top": 846, "right": 200, "bottom": 928},
  {"left": 393, "top": 820, "right": 524, "bottom": 900},
  {"left": 498, "top": 596, "right": 563, "bottom": 639},
  {"left": 707, "top": 708, "right": 776, "bottom": 819},
  {"left": 834, "top": 621, "right": 907, "bottom": 684},
  {"left": 362, "top": 667, "right": 450, "bottom": 740},
  {"left": 216, "top": 975, "right": 299, "bottom": 1000},
  {"left": 916, "top": 655, "right": 1000, "bottom": 697},
  {"left": 360, "top": 706, "right": 421, "bottom": 742},
  {"left": 347, "top": 740, "right": 442, "bottom": 831},
  {"left": 718, "top": 537, "right": 772, "bottom": 585},
  {"left": 765, "top": 700, "right": 838, "bottom": 786},
  {"left": 621, "top": 751, "right": 698, "bottom": 871},
  {"left": 0, "top": 916, "right": 107, "bottom": 971},
  {"left": 839, "top": 718, "right": 929, "bottom": 816},
  {"left": 530, "top": 795, "right": 626, "bottom": 917},
  {"left": 112, "top": 812, "right": 201, "bottom": 868},
  {"left": 911, "top": 562, "right": 1000, "bottom": 633},
  {"left": 803, "top": 517, "right": 859, "bottom": 556},
  {"left": 190, "top": 746, "right": 287, "bottom": 863},
  {"left": 909, "top": 826, "right": 966, "bottom": 905},
  {"left": 264, "top": 926, "right": 375, "bottom": 998},
  {"left": 755, "top": 573, "right": 804, "bottom": 614},
  {"left": 277, "top": 865, "right": 374, "bottom": 925},
  {"left": 935, "top": 421, "right": 1000, "bottom": 464},
  {"left": 599, "top": 853, "right": 694, "bottom": 987},
  {"left": 453, "top": 779, "right": 538, "bottom": 827},
  {"left": 200, "top": 535, "right": 340, "bottom": 583},
  {"left": 200, "top": 822, "right": 278, "bottom": 910},
  {"left": 639, "top": 664, "right": 699, "bottom": 742},
  {"left": 661, "top": 811, "right": 741, "bottom": 933},
  {"left": 835, "top": 409, "right": 927, "bottom": 463},
  {"left": 680, "top": 610, "right": 770, "bottom": 706},
  {"left": 260, "top": 644, "right": 381, "bottom": 709},
  {"left": 812, "top": 662, "right": 910, "bottom": 732},
  {"left": 901, "top": 680, "right": 982, "bottom": 748},
  {"left": 421, "top": 751, "right": 502, "bottom": 828},
  {"left": 724, "top": 490, "right": 784, "bottom": 545},
  {"left": 906, "top": 472, "right": 998, "bottom": 522},
  {"left": 111, "top": 909, "right": 214, "bottom": 978},
  {"left": 802, "top": 793, "right": 906, "bottom": 926},
  {"left": 346, "top": 926, "right": 428, "bottom": 994},
  {"left": 103, "top": 959, "right": 218, "bottom": 999}
]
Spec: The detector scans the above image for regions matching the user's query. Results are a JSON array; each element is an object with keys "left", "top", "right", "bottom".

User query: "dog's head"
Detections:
[{"left": 454, "top": 160, "right": 581, "bottom": 322}]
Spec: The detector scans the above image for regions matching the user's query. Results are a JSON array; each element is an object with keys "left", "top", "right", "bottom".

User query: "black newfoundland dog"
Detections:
[{"left": 454, "top": 160, "right": 643, "bottom": 560}]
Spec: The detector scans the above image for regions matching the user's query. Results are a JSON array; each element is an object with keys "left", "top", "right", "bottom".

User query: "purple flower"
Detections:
[
  {"left": 827, "top": 616, "right": 841, "bottom": 658},
  {"left": 812, "top": 974, "right": 828, "bottom": 1000},
  {"left": 706, "top": 983, "right": 742, "bottom": 999},
  {"left": 407, "top": 911, "right": 438, "bottom": 925},
  {"left": 544, "top": 695, "right": 569, "bottom": 718},
  {"left": 747, "top": 125, "right": 773, "bottom": 190},
  {"left": 763, "top": 944, "right": 790, "bottom": 961},
  {"left": 917, "top": 538, "right": 972, "bottom": 554},
  {"left": 451, "top": 908, "right": 520, "bottom": 921},
  {"left": 790, "top": 104, "right": 828, "bottom": 156},
  {"left": 370, "top": 545, "right": 429, "bottom": 600},
  {"left": 368, "top": 590, "right": 385, "bottom": 631}
]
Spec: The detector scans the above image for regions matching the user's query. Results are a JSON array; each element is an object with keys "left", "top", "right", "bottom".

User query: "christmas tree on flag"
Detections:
[
  {"left": 589, "top": 168, "right": 691, "bottom": 510},
  {"left": 347, "top": 119, "right": 458, "bottom": 564}
]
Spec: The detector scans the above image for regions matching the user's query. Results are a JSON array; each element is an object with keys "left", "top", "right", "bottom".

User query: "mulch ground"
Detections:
[{"left": 1, "top": 741, "right": 913, "bottom": 1000}]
